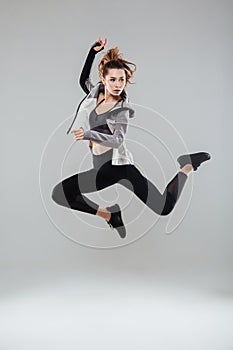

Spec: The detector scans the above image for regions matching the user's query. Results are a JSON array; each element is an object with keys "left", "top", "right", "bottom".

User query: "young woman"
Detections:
[{"left": 51, "top": 37, "right": 211, "bottom": 239}]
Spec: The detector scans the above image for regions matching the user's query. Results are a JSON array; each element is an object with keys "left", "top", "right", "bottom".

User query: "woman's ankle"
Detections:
[
  {"left": 180, "top": 164, "right": 193, "bottom": 175},
  {"left": 96, "top": 207, "right": 111, "bottom": 221}
]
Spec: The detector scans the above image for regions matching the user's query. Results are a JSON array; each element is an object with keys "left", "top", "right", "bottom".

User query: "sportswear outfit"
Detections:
[{"left": 51, "top": 41, "right": 189, "bottom": 221}]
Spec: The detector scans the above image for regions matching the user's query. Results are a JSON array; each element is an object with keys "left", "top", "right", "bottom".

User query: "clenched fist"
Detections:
[{"left": 71, "top": 128, "right": 84, "bottom": 141}]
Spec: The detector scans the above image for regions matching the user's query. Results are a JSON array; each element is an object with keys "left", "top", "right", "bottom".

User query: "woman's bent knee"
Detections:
[
  {"left": 160, "top": 204, "right": 174, "bottom": 216},
  {"left": 51, "top": 183, "right": 67, "bottom": 206},
  {"left": 160, "top": 193, "right": 176, "bottom": 216}
]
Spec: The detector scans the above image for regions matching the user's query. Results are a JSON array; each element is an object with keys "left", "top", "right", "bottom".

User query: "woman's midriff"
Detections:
[{"left": 89, "top": 140, "right": 113, "bottom": 155}]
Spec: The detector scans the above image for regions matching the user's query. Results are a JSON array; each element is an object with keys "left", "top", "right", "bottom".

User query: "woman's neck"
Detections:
[
  {"left": 103, "top": 90, "right": 122, "bottom": 103},
  {"left": 103, "top": 97, "right": 121, "bottom": 104}
]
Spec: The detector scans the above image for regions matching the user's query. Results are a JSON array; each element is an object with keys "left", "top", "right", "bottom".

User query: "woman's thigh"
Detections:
[
  {"left": 51, "top": 168, "right": 98, "bottom": 204},
  {"left": 52, "top": 160, "right": 119, "bottom": 204},
  {"left": 113, "top": 165, "right": 150, "bottom": 202}
]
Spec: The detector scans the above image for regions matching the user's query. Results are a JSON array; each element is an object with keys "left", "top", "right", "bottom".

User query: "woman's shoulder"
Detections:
[
  {"left": 111, "top": 99, "right": 135, "bottom": 119},
  {"left": 96, "top": 92, "right": 105, "bottom": 104}
]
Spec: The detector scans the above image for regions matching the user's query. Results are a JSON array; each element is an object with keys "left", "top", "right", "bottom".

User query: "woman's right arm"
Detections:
[{"left": 79, "top": 38, "right": 107, "bottom": 94}]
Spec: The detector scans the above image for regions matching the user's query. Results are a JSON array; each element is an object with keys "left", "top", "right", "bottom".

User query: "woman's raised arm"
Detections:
[{"left": 79, "top": 37, "right": 107, "bottom": 94}]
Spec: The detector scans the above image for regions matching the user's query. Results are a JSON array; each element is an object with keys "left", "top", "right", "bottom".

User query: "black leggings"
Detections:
[{"left": 51, "top": 149, "right": 188, "bottom": 216}]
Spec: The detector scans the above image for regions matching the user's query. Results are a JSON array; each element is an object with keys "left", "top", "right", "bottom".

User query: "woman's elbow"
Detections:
[
  {"left": 111, "top": 135, "right": 124, "bottom": 148},
  {"left": 79, "top": 77, "right": 89, "bottom": 94}
]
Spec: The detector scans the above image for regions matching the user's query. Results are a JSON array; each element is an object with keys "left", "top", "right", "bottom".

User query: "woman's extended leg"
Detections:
[{"left": 115, "top": 165, "right": 189, "bottom": 216}]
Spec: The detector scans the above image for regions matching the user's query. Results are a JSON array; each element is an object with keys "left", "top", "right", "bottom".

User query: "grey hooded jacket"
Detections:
[{"left": 66, "top": 41, "right": 136, "bottom": 166}]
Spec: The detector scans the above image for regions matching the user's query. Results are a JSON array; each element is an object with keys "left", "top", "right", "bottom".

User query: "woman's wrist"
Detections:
[
  {"left": 83, "top": 130, "right": 92, "bottom": 140},
  {"left": 90, "top": 41, "right": 104, "bottom": 54}
]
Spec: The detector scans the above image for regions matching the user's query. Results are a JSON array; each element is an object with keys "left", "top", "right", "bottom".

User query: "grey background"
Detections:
[{"left": 1, "top": 0, "right": 232, "bottom": 349}]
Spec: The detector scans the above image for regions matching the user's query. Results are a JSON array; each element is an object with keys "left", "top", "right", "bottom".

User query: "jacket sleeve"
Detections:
[
  {"left": 79, "top": 41, "right": 104, "bottom": 94},
  {"left": 82, "top": 109, "right": 129, "bottom": 148}
]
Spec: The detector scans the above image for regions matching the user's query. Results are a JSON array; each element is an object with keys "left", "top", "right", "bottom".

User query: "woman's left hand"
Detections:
[{"left": 71, "top": 128, "right": 84, "bottom": 141}]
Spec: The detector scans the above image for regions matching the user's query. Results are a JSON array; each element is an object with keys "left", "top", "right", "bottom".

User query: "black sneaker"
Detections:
[
  {"left": 177, "top": 152, "right": 211, "bottom": 171},
  {"left": 105, "top": 204, "right": 126, "bottom": 239}
]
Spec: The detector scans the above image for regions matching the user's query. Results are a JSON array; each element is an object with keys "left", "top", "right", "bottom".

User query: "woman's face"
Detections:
[{"left": 102, "top": 68, "right": 126, "bottom": 97}]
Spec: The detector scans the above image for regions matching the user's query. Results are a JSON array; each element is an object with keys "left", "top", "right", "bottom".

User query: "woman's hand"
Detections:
[
  {"left": 93, "top": 37, "right": 108, "bottom": 52},
  {"left": 71, "top": 128, "right": 84, "bottom": 141}
]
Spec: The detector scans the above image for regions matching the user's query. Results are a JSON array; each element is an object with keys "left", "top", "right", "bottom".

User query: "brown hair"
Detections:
[{"left": 97, "top": 47, "right": 136, "bottom": 100}]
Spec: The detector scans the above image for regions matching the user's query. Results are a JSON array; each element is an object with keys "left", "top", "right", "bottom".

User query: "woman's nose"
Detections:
[{"left": 115, "top": 83, "right": 122, "bottom": 88}]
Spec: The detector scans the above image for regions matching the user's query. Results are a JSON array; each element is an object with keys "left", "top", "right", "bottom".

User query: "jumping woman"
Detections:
[{"left": 51, "top": 37, "right": 211, "bottom": 239}]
